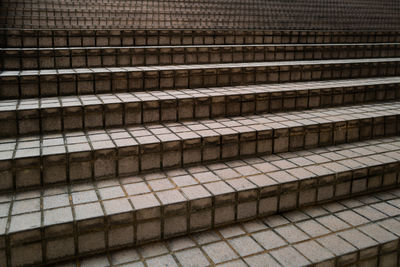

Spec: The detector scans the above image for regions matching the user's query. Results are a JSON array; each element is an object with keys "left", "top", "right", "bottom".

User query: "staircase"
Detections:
[{"left": 1, "top": 24, "right": 400, "bottom": 267}]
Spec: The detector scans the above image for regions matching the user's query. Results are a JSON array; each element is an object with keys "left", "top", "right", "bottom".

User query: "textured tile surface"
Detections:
[{"left": 52, "top": 188, "right": 400, "bottom": 267}]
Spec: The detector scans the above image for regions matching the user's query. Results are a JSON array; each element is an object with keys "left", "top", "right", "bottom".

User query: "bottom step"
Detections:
[
  {"left": 2, "top": 136, "right": 400, "bottom": 266},
  {"left": 58, "top": 188, "right": 400, "bottom": 267}
]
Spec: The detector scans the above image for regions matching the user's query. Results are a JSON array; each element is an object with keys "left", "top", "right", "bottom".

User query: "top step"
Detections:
[
  {"left": 2, "top": 30, "right": 400, "bottom": 48},
  {"left": 1, "top": 0, "right": 400, "bottom": 30}
]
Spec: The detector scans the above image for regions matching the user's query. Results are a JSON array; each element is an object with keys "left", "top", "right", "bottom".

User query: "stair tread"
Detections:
[
  {"left": 1, "top": 77, "right": 398, "bottom": 110},
  {"left": 2, "top": 57, "right": 400, "bottom": 77},
  {"left": 4, "top": 167, "right": 400, "bottom": 266},
  {"left": 1, "top": 136, "right": 399, "bottom": 237},
  {"left": 1, "top": 100, "right": 399, "bottom": 161},
  {"left": 66, "top": 187, "right": 400, "bottom": 266}
]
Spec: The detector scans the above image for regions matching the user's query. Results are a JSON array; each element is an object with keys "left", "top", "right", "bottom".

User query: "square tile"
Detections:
[
  {"left": 44, "top": 207, "right": 73, "bottom": 226},
  {"left": 358, "top": 224, "right": 397, "bottom": 243},
  {"left": 110, "top": 248, "right": 140, "bottom": 265},
  {"left": 244, "top": 253, "right": 280, "bottom": 267},
  {"left": 172, "top": 175, "right": 198, "bottom": 187},
  {"left": 316, "top": 235, "right": 357, "bottom": 256},
  {"left": 296, "top": 219, "right": 330, "bottom": 237},
  {"left": 274, "top": 224, "right": 309, "bottom": 243},
  {"left": 167, "top": 236, "right": 196, "bottom": 251},
  {"left": 108, "top": 225, "right": 134, "bottom": 248},
  {"left": 270, "top": 246, "right": 310, "bottom": 267},
  {"left": 219, "top": 225, "right": 245, "bottom": 238},
  {"left": 72, "top": 190, "right": 98, "bottom": 204},
  {"left": 335, "top": 210, "right": 369, "bottom": 226},
  {"left": 192, "top": 231, "right": 221, "bottom": 245},
  {"left": 294, "top": 240, "right": 334, "bottom": 264},
  {"left": 139, "top": 242, "right": 168, "bottom": 258},
  {"left": 316, "top": 215, "right": 350, "bottom": 232},
  {"left": 175, "top": 248, "right": 210, "bottom": 267},
  {"left": 145, "top": 254, "right": 178, "bottom": 267},
  {"left": 79, "top": 255, "right": 109, "bottom": 267},
  {"left": 241, "top": 220, "right": 268, "bottom": 233},
  {"left": 46, "top": 237, "right": 75, "bottom": 260},
  {"left": 338, "top": 229, "right": 378, "bottom": 250},
  {"left": 74, "top": 202, "right": 103, "bottom": 220},
  {"left": 98, "top": 186, "right": 125, "bottom": 200},
  {"left": 43, "top": 194, "right": 70, "bottom": 209},
  {"left": 9, "top": 212, "right": 41, "bottom": 232},
  {"left": 203, "top": 241, "right": 238, "bottom": 264},
  {"left": 252, "top": 230, "right": 287, "bottom": 250},
  {"left": 12, "top": 198, "right": 40, "bottom": 215},
  {"left": 148, "top": 179, "right": 175, "bottom": 191},
  {"left": 103, "top": 198, "right": 133, "bottom": 215},
  {"left": 124, "top": 182, "right": 150, "bottom": 195},
  {"left": 228, "top": 236, "right": 263, "bottom": 257},
  {"left": 130, "top": 193, "right": 160, "bottom": 211},
  {"left": 11, "top": 243, "right": 42, "bottom": 266}
]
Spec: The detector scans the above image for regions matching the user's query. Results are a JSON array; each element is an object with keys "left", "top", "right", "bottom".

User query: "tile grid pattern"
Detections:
[
  {"left": 0, "top": 101, "right": 399, "bottom": 190},
  {"left": 44, "top": 188, "right": 400, "bottom": 266},
  {"left": 2, "top": 0, "right": 400, "bottom": 30},
  {"left": 2, "top": 43, "right": 400, "bottom": 70},
  {"left": 1, "top": 58, "right": 400, "bottom": 99},
  {"left": 0, "top": 137, "right": 399, "bottom": 265},
  {"left": 0, "top": 77, "right": 399, "bottom": 137},
  {"left": 4, "top": 30, "right": 399, "bottom": 48},
  {"left": 2, "top": 19, "right": 400, "bottom": 267}
]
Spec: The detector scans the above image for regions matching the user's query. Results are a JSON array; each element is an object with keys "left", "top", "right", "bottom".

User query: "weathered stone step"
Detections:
[
  {"left": 1, "top": 77, "right": 399, "bottom": 137},
  {"left": 3, "top": 29, "right": 399, "bottom": 48},
  {"left": 2, "top": 43, "right": 400, "bottom": 70},
  {"left": 55, "top": 187, "right": 400, "bottom": 267},
  {"left": 1, "top": 137, "right": 400, "bottom": 266},
  {"left": 0, "top": 101, "right": 399, "bottom": 191},
  {"left": 2, "top": 58, "right": 400, "bottom": 99}
]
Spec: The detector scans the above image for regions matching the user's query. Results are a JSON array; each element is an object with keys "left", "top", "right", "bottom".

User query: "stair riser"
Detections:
[
  {"left": 2, "top": 61, "right": 400, "bottom": 99},
  {"left": 1, "top": 111, "right": 399, "bottom": 191},
  {"left": 2, "top": 82, "right": 400, "bottom": 138},
  {"left": 3, "top": 30, "right": 399, "bottom": 48},
  {"left": 2, "top": 142, "right": 400, "bottom": 266},
  {"left": 3, "top": 44, "right": 400, "bottom": 70}
]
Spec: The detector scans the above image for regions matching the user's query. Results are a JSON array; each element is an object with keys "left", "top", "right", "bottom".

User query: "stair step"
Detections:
[
  {"left": 2, "top": 0, "right": 400, "bottom": 31},
  {"left": 1, "top": 58, "right": 400, "bottom": 99},
  {"left": 1, "top": 137, "right": 400, "bottom": 266},
  {"left": 1, "top": 77, "right": 399, "bottom": 137},
  {"left": 5, "top": 30, "right": 397, "bottom": 48},
  {"left": 0, "top": 101, "right": 399, "bottom": 191},
  {"left": 56, "top": 187, "right": 400, "bottom": 267},
  {"left": 2, "top": 43, "right": 400, "bottom": 70},
  {"left": 2, "top": 2, "right": 400, "bottom": 267}
]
